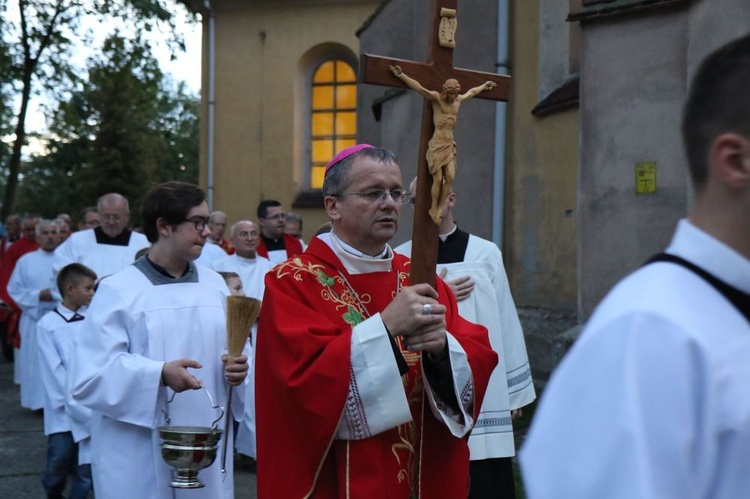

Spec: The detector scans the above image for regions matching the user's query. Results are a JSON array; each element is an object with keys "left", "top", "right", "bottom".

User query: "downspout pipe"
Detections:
[
  {"left": 204, "top": 0, "right": 216, "bottom": 210},
  {"left": 492, "top": 0, "right": 510, "bottom": 247}
]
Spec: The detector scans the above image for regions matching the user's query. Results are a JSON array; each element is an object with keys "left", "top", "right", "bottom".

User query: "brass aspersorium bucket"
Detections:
[{"left": 157, "top": 387, "right": 224, "bottom": 489}]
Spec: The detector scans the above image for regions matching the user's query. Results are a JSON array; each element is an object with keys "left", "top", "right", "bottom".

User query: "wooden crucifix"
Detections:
[{"left": 360, "top": 0, "right": 510, "bottom": 287}]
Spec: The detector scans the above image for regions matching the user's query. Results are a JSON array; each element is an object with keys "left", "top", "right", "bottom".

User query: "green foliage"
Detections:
[
  {"left": 0, "top": 0, "right": 196, "bottom": 218},
  {"left": 14, "top": 32, "right": 200, "bottom": 221}
]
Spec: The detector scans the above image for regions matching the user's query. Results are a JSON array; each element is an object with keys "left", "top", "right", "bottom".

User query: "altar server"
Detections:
[
  {"left": 70, "top": 181, "right": 248, "bottom": 499},
  {"left": 396, "top": 178, "right": 535, "bottom": 499},
  {"left": 37, "top": 263, "right": 97, "bottom": 499},
  {"left": 8, "top": 219, "right": 60, "bottom": 410}
]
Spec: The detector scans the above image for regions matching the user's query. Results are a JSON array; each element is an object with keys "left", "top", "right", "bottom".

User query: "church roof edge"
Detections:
[
  {"left": 568, "top": 0, "right": 689, "bottom": 22},
  {"left": 356, "top": 0, "right": 393, "bottom": 37}
]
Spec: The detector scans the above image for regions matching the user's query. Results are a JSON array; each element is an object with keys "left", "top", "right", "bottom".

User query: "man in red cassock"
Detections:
[
  {"left": 255, "top": 145, "right": 498, "bottom": 498},
  {"left": 0, "top": 214, "right": 40, "bottom": 376}
]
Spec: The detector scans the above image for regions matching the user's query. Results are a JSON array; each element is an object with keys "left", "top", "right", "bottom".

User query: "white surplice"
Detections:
[
  {"left": 520, "top": 220, "right": 750, "bottom": 499},
  {"left": 212, "top": 253, "right": 272, "bottom": 459},
  {"left": 7, "top": 249, "right": 60, "bottom": 410},
  {"left": 37, "top": 306, "right": 89, "bottom": 440},
  {"left": 70, "top": 261, "right": 242, "bottom": 499},
  {"left": 54, "top": 228, "right": 149, "bottom": 279},
  {"left": 194, "top": 239, "right": 228, "bottom": 267},
  {"left": 396, "top": 234, "right": 536, "bottom": 458}
]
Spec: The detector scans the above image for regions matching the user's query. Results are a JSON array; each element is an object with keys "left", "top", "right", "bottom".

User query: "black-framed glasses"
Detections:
[
  {"left": 183, "top": 217, "right": 213, "bottom": 232},
  {"left": 334, "top": 189, "right": 411, "bottom": 204}
]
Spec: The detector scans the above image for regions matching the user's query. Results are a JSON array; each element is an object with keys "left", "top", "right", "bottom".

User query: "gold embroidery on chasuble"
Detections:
[
  {"left": 272, "top": 258, "right": 372, "bottom": 323},
  {"left": 273, "top": 257, "right": 422, "bottom": 494}
]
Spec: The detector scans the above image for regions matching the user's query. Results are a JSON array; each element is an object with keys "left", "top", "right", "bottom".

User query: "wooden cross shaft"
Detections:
[{"left": 360, "top": 0, "right": 510, "bottom": 288}]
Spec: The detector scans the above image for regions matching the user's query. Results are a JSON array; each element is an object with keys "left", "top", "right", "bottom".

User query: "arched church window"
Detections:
[{"left": 310, "top": 60, "right": 357, "bottom": 189}]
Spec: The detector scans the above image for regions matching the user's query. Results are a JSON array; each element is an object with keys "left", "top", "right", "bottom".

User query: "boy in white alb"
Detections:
[{"left": 37, "top": 263, "right": 97, "bottom": 499}]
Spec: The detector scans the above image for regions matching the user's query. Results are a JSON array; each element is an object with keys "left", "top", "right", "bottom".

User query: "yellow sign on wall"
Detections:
[{"left": 635, "top": 162, "right": 657, "bottom": 194}]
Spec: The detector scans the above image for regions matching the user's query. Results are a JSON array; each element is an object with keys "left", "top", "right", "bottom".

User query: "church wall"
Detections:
[
  {"left": 686, "top": 0, "right": 750, "bottom": 81},
  {"left": 357, "top": 0, "right": 500, "bottom": 248},
  {"left": 578, "top": 9, "right": 689, "bottom": 320},
  {"left": 506, "top": 0, "right": 578, "bottom": 312},
  {"left": 198, "top": 0, "right": 379, "bottom": 240},
  {"left": 505, "top": 0, "right": 580, "bottom": 382},
  {"left": 576, "top": 0, "right": 750, "bottom": 320}
]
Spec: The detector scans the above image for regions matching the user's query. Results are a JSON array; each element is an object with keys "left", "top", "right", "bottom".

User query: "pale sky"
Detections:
[{"left": 19, "top": 7, "right": 203, "bottom": 136}]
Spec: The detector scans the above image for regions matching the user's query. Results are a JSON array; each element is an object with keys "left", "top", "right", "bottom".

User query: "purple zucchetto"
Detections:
[{"left": 325, "top": 144, "right": 375, "bottom": 175}]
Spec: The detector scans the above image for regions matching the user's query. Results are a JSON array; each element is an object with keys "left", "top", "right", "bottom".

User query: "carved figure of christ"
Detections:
[
  {"left": 391, "top": 65, "right": 496, "bottom": 223},
  {"left": 360, "top": 0, "right": 510, "bottom": 287}
]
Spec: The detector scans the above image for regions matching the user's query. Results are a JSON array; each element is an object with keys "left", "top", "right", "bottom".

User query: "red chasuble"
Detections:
[{"left": 255, "top": 237, "right": 497, "bottom": 498}]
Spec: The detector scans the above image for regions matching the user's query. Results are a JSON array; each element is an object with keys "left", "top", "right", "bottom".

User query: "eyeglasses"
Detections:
[
  {"left": 334, "top": 189, "right": 411, "bottom": 204},
  {"left": 183, "top": 217, "right": 213, "bottom": 232},
  {"left": 262, "top": 213, "right": 286, "bottom": 221}
]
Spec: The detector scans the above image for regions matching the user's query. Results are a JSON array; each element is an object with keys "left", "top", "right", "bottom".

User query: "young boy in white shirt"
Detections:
[{"left": 37, "top": 263, "right": 96, "bottom": 499}]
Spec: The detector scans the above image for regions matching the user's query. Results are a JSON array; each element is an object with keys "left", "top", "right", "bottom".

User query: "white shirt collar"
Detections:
[
  {"left": 668, "top": 219, "right": 750, "bottom": 294},
  {"left": 318, "top": 232, "right": 393, "bottom": 275}
]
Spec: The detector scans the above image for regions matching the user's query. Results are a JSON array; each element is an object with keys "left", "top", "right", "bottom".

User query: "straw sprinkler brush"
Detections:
[{"left": 221, "top": 295, "right": 261, "bottom": 477}]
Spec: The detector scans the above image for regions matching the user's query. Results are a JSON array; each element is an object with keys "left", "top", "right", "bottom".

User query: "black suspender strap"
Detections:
[{"left": 646, "top": 253, "right": 750, "bottom": 323}]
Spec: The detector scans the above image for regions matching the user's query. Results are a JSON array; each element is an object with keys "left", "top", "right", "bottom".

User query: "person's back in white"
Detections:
[{"left": 520, "top": 34, "right": 750, "bottom": 499}]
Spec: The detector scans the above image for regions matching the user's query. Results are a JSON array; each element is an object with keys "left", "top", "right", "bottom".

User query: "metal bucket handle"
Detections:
[{"left": 162, "top": 386, "right": 225, "bottom": 430}]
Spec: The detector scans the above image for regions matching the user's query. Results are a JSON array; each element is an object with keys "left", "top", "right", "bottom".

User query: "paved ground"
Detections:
[{"left": 0, "top": 355, "right": 257, "bottom": 498}]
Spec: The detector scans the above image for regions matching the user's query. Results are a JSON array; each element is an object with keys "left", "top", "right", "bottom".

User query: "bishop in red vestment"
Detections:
[{"left": 255, "top": 145, "right": 498, "bottom": 498}]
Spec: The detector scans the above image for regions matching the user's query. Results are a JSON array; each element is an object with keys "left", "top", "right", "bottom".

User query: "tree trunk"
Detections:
[{"left": 2, "top": 66, "right": 33, "bottom": 220}]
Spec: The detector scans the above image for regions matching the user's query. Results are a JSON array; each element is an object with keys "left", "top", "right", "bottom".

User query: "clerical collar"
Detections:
[
  {"left": 94, "top": 226, "right": 132, "bottom": 246},
  {"left": 321, "top": 231, "right": 393, "bottom": 275},
  {"left": 437, "top": 225, "right": 470, "bottom": 264},
  {"left": 439, "top": 223, "right": 458, "bottom": 242},
  {"left": 261, "top": 233, "right": 285, "bottom": 250}
]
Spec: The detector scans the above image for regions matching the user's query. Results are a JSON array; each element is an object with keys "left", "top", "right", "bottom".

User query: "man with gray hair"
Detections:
[
  {"left": 193, "top": 212, "right": 230, "bottom": 267},
  {"left": 54, "top": 193, "right": 149, "bottom": 278},
  {"left": 8, "top": 220, "right": 60, "bottom": 410},
  {"left": 206, "top": 210, "right": 235, "bottom": 255}
]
